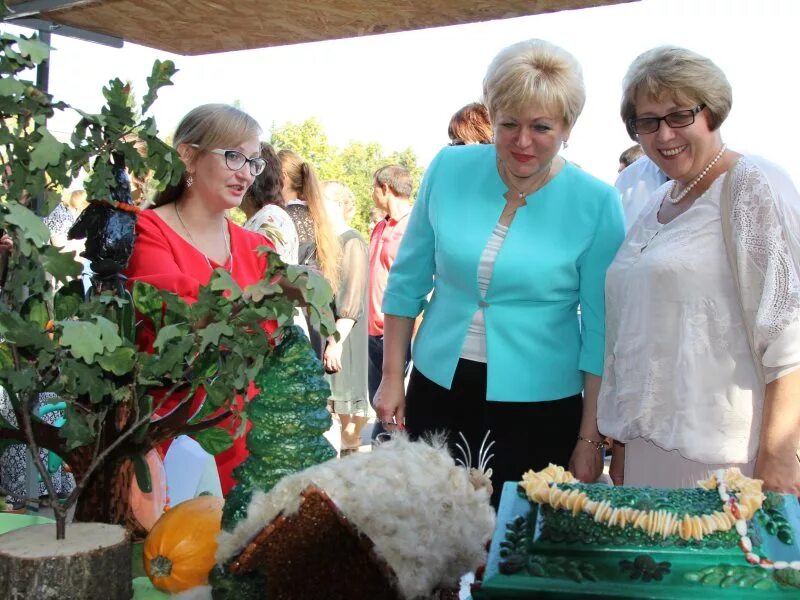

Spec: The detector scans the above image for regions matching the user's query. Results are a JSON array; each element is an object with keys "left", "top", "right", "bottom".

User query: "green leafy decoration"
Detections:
[
  {"left": 0, "top": 78, "right": 25, "bottom": 96},
  {"left": 4, "top": 201, "right": 50, "bottom": 246},
  {"left": 0, "top": 311, "right": 52, "bottom": 349},
  {"left": 141, "top": 60, "right": 177, "bottom": 114},
  {"left": 0, "top": 367, "right": 37, "bottom": 391},
  {"left": 59, "top": 405, "right": 95, "bottom": 450},
  {"left": 61, "top": 359, "right": 112, "bottom": 404},
  {"left": 195, "top": 427, "right": 234, "bottom": 455},
  {"left": 0, "top": 343, "right": 13, "bottom": 370},
  {"left": 59, "top": 321, "right": 105, "bottom": 362},
  {"left": 93, "top": 316, "right": 123, "bottom": 352},
  {"left": 54, "top": 280, "right": 85, "bottom": 320},
  {"left": 210, "top": 269, "right": 242, "bottom": 301},
  {"left": 21, "top": 294, "right": 49, "bottom": 329},
  {"left": 132, "top": 453, "right": 152, "bottom": 494},
  {"left": 17, "top": 36, "right": 50, "bottom": 64},
  {"left": 243, "top": 277, "right": 282, "bottom": 303},
  {"left": 152, "top": 323, "right": 187, "bottom": 352},
  {"left": 96, "top": 346, "right": 135, "bottom": 376},
  {"left": 198, "top": 322, "right": 234, "bottom": 353},
  {"left": 30, "top": 126, "right": 65, "bottom": 169},
  {"left": 41, "top": 245, "right": 83, "bottom": 284}
]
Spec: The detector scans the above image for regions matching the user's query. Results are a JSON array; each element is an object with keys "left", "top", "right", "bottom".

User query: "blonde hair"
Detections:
[
  {"left": 482, "top": 39, "right": 585, "bottom": 128},
  {"left": 153, "top": 104, "right": 262, "bottom": 207},
  {"left": 279, "top": 149, "right": 341, "bottom": 291},
  {"left": 66, "top": 189, "right": 87, "bottom": 211},
  {"left": 621, "top": 46, "right": 732, "bottom": 140},
  {"left": 322, "top": 181, "right": 356, "bottom": 224}
]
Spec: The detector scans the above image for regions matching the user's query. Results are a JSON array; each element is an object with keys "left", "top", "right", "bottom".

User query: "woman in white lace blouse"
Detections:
[{"left": 597, "top": 46, "right": 800, "bottom": 495}]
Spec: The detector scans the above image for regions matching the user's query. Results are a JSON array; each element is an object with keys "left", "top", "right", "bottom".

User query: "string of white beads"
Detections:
[{"left": 669, "top": 144, "right": 727, "bottom": 204}]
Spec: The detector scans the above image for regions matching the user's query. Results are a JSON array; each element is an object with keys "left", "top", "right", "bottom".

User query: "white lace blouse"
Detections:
[{"left": 598, "top": 156, "right": 800, "bottom": 464}]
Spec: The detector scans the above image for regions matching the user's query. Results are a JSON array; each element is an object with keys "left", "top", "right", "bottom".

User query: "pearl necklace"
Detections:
[
  {"left": 668, "top": 144, "right": 727, "bottom": 204},
  {"left": 174, "top": 202, "right": 233, "bottom": 272}
]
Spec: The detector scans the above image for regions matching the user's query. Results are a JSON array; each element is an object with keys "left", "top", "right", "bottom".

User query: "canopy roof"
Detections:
[{"left": 5, "top": 0, "right": 635, "bottom": 55}]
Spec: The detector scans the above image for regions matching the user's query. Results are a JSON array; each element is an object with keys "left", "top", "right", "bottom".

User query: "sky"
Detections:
[{"left": 4, "top": 0, "right": 799, "bottom": 186}]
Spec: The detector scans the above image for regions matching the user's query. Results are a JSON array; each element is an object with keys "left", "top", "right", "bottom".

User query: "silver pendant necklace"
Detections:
[
  {"left": 500, "top": 159, "right": 553, "bottom": 201},
  {"left": 174, "top": 202, "right": 233, "bottom": 272}
]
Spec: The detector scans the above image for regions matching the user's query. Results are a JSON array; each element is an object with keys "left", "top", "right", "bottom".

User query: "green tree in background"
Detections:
[{"left": 270, "top": 118, "right": 424, "bottom": 236}]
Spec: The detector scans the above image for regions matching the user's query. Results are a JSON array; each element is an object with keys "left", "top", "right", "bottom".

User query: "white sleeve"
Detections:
[{"left": 731, "top": 157, "right": 800, "bottom": 382}]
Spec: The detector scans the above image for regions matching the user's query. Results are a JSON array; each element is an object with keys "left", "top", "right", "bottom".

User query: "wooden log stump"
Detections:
[{"left": 0, "top": 522, "right": 131, "bottom": 600}]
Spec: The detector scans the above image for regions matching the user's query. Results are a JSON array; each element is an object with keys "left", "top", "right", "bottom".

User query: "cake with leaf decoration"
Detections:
[{"left": 473, "top": 465, "right": 800, "bottom": 598}]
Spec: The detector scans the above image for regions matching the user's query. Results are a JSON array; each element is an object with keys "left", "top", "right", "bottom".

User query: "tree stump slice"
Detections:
[{"left": 0, "top": 522, "right": 131, "bottom": 600}]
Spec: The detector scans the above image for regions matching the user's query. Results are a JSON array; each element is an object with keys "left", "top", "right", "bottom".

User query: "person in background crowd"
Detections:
[
  {"left": 44, "top": 188, "right": 89, "bottom": 250},
  {"left": 242, "top": 142, "right": 299, "bottom": 265},
  {"left": 373, "top": 39, "right": 625, "bottom": 507},
  {"left": 0, "top": 188, "right": 91, "bottom": 503},
  {"left": 617, "top": 143, "right": 644, "bottom": 173},
  {"left": 615, "top": 154, "right": 669, "bottom": 230},
  {"left": 124, "top": 103, "right": 277, "bottom": 494},
  {"left": 368, "top": 164, "right": 414, "bottom": 441},
  {"left": 448, "top": 102, "right": 493, "bottom": 146},
  {"left": 322, "top": 181, "right": 370, "bottom": 457},
  {"left": 280, "top": 148, "right": 341, "bottom": 358},
  {"left": 368, "top": 206, "right": 385, "bottom": 235},
  {"left": 598, "top": 46, "right": 800, "bottom": 495}
]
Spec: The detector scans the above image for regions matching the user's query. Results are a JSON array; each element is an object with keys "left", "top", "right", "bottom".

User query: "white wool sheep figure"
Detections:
[{"left": 215, "top": 433, "right": 496, "bottom": 599}]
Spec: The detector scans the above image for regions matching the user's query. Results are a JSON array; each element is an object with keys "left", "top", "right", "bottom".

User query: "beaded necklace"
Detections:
[
  {"left": 712, "top": 469, "right": 800, "bottom": 571},
  {"left": 668, "top": 144, "right": 727, "bottom": 204}
]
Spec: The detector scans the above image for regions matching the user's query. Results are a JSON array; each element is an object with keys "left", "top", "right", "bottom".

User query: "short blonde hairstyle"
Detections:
[
  {"left": 621, "top": 46, "right": 732, "bottom": 140},
  {"left": 323, "top": 181, "right": 356, "bottom": 224},
  {"left": 482, "top": 39, "right": 585, "bottom": 129}
]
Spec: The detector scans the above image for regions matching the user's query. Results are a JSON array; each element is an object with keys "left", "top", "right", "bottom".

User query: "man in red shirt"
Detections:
[{"left": 368, "top": 165, "right": 413, "bottom": 439}]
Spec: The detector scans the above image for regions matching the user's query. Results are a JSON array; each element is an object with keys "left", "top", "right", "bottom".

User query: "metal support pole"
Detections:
[{"left": 32, "top": 29, "right": 51, "bottom": 216}]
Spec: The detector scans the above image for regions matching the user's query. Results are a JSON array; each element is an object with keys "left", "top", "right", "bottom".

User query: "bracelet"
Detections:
[{"left": 577, "top": 435, "right": 607, "bottom": 452}]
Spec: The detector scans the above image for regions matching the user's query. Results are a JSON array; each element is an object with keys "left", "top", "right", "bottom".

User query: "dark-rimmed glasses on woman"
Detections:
[
  {"left": 191, "top": 144, "right": 266, "bottom": 175},
  {"left": 629, "top": 105, "right": 705, "bottom": 135}
]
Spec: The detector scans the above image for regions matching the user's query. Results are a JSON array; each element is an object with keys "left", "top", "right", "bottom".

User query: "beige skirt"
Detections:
[{"left": 623, "top": 437, "right": 755, "bottom": 488}]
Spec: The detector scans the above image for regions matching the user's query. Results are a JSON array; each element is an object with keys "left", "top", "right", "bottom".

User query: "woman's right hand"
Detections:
[
  {"left": 0, "top": 233, "right": 13, "bottom": 255},
  {"left": 373, "top": 374, "right": 406, "bottom": 431}
]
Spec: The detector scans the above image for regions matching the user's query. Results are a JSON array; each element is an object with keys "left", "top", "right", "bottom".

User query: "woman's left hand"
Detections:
[
  {"left": 323, "top": 340, "right": 343, "bottom": 374},
  {"left": 754, "top": 451, "right": 800, "bottom": 496},
  {"left": 569, "top": 439, "right": 604, "bottom": 483}
]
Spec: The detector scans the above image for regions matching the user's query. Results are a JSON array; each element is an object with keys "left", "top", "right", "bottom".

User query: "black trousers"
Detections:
[{"left": 405, "top": 359, "right": 582, "bottom": 508}]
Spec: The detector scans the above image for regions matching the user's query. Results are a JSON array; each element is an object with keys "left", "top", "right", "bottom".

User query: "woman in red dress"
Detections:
[{"left": 124, "top": 103, "right": 275, "bottom": 493}]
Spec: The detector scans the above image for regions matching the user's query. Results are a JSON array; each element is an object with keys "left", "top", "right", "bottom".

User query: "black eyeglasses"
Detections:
[
  {"left": 191, "top": 144, "right": 266, "bottom": 175},
  {"left": 629, "top": 104, "right": 705, "bottom": 135}
]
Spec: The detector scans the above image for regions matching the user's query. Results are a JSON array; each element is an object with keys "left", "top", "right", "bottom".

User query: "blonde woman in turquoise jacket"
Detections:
[{"left": 374, "top": 39, "right": 625, "bottom": 507}]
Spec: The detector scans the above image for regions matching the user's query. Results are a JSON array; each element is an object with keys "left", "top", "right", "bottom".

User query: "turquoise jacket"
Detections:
[{"left": 382, "top": 145, "right": 625, "bottom": 402}]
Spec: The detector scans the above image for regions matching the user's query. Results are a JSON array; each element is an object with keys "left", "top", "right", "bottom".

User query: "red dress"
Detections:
[{"left": 124, "top": 209, "right": 276, "bottom": 494}]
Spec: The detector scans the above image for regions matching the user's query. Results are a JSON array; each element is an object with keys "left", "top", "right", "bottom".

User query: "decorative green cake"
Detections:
[{"left": 474, "top": 465, "right": 800, "bottom": 598}]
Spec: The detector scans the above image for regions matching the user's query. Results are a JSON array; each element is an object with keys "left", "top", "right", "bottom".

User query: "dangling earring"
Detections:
[
  {"left": 563, "top": 140, "right": 569, "bottom": 150},
  {"left": 186, "top": 174, "right": 194, "bottom": 188}
]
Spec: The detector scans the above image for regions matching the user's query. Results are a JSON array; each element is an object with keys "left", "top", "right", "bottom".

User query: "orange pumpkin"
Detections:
[{"left": 143, "top": 494, "right": 224, "bottom": 593}]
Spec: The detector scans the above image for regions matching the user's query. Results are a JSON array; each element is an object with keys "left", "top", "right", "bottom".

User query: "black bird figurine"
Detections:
[{"left": 68, "top": 152, "right": 139, "bottom": 294}]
